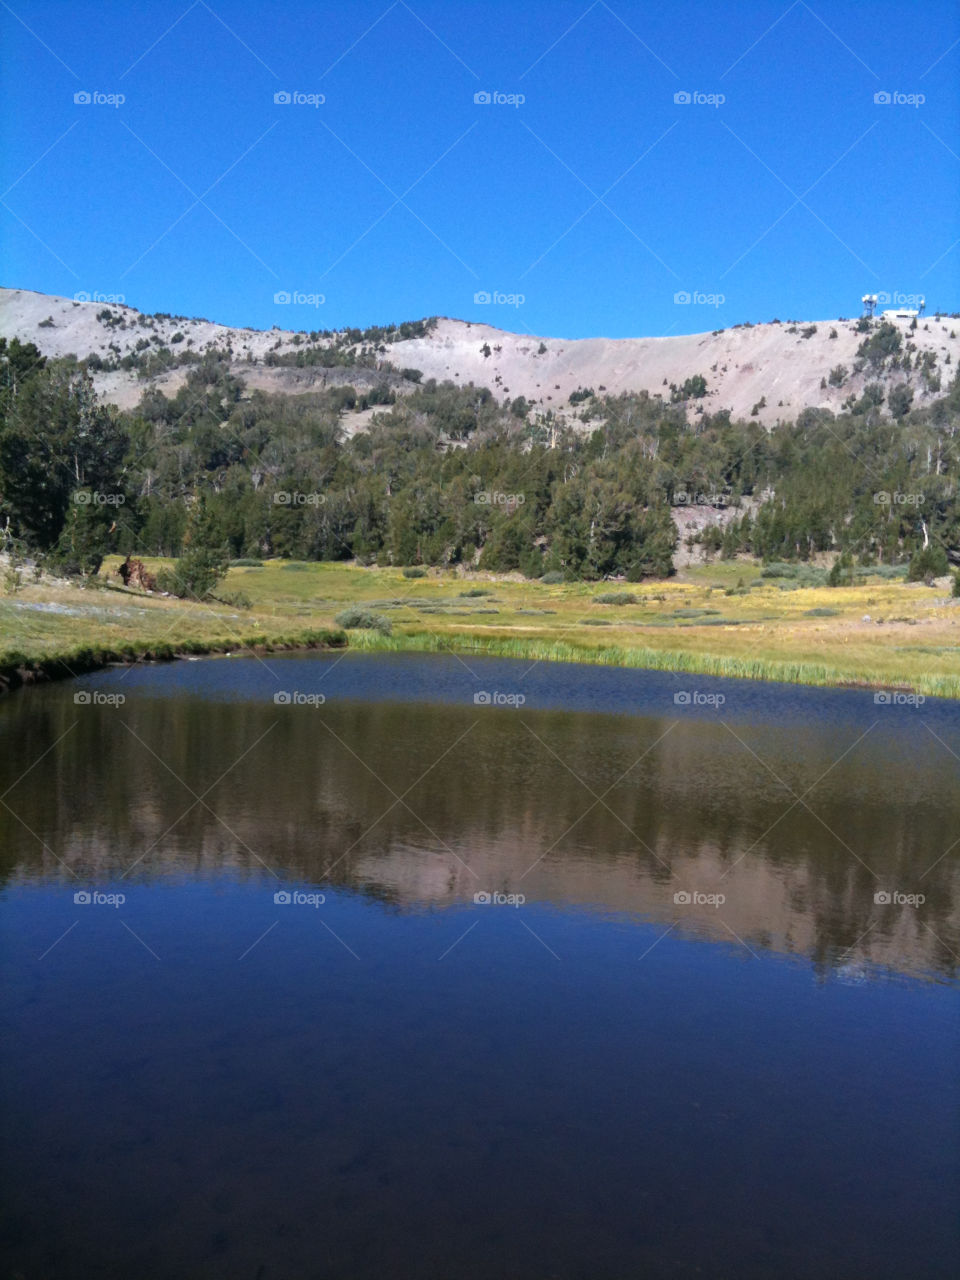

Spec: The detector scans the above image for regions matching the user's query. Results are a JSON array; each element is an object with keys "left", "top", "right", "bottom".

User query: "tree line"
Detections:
[{"left": 1, "top": 335, "right": 958, "bottom": 590}]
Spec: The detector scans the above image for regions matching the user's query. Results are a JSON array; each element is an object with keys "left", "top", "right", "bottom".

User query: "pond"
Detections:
[{"left": 1, "top": 653, "right": 958, "bottom": 1278}]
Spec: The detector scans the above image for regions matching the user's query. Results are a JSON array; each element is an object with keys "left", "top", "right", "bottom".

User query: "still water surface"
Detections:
[{"left": 1, "top": 653, "right": 958, "bottom": 1277}]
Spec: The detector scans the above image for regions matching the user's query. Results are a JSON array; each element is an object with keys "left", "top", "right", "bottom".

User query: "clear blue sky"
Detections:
[{"left": 2, "top": 0, "right": 958, "bottom": 338}]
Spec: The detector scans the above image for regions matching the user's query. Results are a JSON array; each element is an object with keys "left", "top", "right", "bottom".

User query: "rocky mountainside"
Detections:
[{"left": 2, "top": 286, "right": 956, "bottom": 427}]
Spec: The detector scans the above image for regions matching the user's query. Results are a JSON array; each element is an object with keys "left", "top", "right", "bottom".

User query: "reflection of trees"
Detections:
[{"left": 0, "top": 695, "right": 957, "bottom": 979}]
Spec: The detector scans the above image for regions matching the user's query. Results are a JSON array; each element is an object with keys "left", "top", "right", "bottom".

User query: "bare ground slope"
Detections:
[{"left": 2, "top": 287, "right": 956, "bottom": 425}]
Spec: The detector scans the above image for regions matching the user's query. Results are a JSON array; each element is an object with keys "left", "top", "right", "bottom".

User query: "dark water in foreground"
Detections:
[{"left": 1, "top": 653, "right": 958, "bottom": 1279}]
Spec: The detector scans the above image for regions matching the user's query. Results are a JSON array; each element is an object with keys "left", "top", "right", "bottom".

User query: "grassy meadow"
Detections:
[{"left": 1, "top": 555, "right": 958, "bottom": 698}]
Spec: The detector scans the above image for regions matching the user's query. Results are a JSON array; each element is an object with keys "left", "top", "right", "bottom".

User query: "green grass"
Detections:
[
  {"left": 0, "top": 625, "right": 346, "bottom": 691},
  {"left": 345, "top": 628, "right": 960, "bottom": 698},
  {"left": 2, "top": 555, "right": 958, "bottom": 698}
]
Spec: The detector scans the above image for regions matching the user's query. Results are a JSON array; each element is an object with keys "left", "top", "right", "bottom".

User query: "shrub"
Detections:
[
  {"left": 334, "top": 607, "right": 392, "bottom": 635},
  {"left": 157, "top": 547, "right": 229, "bottom": 600},
  {"left": 888, "top": 383, "right": 914, "bottom": 420},
  {"left": 953, "top": 572, "right": 960, "bottom": 598},
  {"left": 761, "top": 562, "right": 827, "bottom": 587},
  {"left": 230, "top": 558, "right": 263, "bottom": 567},
  {"left": 857, "top": 321, "right": 901, "bottom": 368},
  {"left": 827, "top": 556, "right": 853, "bottom": 587},
  {"left": 595, "top": 591, "right": 637, "bottom": 605},
  {"left": 216, "top": 590, "right": 252, "bottom": 609},
  {"left": 671, "top": 374, "right": 708, "bottom": 401},
  {"left": 458, "top": 587, "right": 492, "bottom": 597},
  {"left": 855, "top": 563, "right": 907, "bottom": 580},
  {"left": 540, "top": 571, "right": 564, "bottom": 584},
  {"left": 402, "top": 566, "right": 426, "bottom": 578},
  {"left": 907, "top": 545, "right": 948, "bottom": 582}
]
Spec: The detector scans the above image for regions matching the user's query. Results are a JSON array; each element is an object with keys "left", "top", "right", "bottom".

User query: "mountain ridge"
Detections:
[{"left": 2, "top": 285, "right": 957, "bottom": 427}]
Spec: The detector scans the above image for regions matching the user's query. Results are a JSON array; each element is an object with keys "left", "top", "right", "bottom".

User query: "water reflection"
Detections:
[{"left": 2, "top": 656, "right": 957, "bottom": 982}]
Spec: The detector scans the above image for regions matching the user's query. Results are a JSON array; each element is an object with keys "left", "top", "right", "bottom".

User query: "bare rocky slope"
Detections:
[{"left": 2, "top": 286, "right": 957, "bottom": 428}]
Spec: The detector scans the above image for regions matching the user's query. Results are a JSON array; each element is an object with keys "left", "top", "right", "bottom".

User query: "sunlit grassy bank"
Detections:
[
  {"left": 345, "top": 630, "right": 960, "bottom": 697},
  {"left": 0, "top": 566, "right": 347, "bottom": 689},
  {"left": 1, "top": 556, "right": 958, "bottom": 697}
]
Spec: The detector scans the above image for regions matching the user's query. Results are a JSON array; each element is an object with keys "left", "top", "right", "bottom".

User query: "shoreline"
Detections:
[
  {"left": 6, "top": 625, "right": 955, "bottom": 701},
  {"left": 0, "top": 628, "right": 347, "bottom": 695},
  {"left": 345, "top": 629, "right": 960, "bottom": 700}
]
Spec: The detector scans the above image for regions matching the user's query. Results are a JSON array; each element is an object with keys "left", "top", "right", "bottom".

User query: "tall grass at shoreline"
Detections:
[{"left": 345, "top": 628, "right": 960, "bottom": 699}]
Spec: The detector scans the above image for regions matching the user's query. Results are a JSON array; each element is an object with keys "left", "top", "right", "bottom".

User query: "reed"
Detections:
[{"left": 347, "top": 628, "right": 960, "bottom": 699}]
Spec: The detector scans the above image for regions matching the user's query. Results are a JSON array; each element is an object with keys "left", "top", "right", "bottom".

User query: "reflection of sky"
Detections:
[{"left": 3, "top": 877, "right": 959, "bottom": 1278}]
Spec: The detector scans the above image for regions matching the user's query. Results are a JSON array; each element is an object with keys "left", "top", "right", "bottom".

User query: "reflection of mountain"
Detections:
[{"left": 2, "top": 690, "right": 958, "bottom": 981}]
